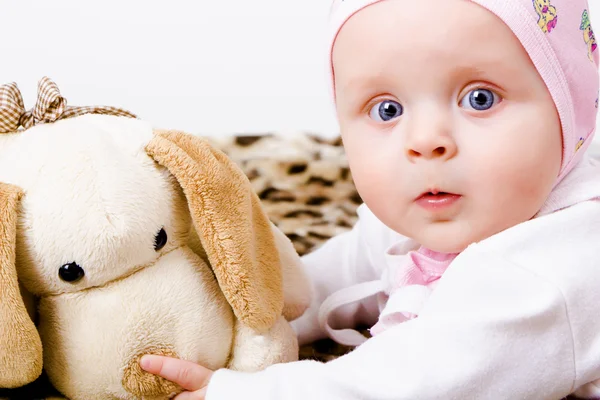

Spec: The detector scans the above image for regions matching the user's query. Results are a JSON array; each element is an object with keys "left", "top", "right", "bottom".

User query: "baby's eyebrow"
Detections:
[
  {"left": 338, "top": 78, "right": 370, "bottom": 94},
  {"left": 336, "top": 74, "right": 387, "bottom": 98},
  {"left": 452, "top": 61, "right": 525, "bottom": 85},
  {"left": 444, "top": 64, "right": 491, "bottom": 82}
]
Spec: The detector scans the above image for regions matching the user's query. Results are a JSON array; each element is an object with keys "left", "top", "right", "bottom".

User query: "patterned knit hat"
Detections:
[{"left": 327, "top": 0, "right": 599, "bottom": 183}]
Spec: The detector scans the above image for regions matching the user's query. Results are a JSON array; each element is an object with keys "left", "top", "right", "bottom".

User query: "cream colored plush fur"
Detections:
[{"left": 0, "top": 114, "right": 311, "bottom": 399}]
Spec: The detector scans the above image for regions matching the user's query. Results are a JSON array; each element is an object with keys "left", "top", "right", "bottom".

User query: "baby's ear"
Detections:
[
  {"left": 0, "top": 183, "right": 43, "bottom": 388},
  {"left": 145, "top": 130, "right": 284, "bottom": 333}
]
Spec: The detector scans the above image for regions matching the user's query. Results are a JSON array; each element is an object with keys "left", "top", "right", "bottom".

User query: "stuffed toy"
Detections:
[{"left": 0, "top": 77, "right": 312, "bottom": 399}]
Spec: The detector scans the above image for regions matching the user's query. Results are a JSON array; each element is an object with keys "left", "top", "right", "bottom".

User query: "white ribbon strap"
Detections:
[
  {"left": 378, "top": 284, "right": 432, "bottom": 320},
  {"left": 318, "top": 280, "right": 385, "bottom": 346},
  {"left": 369, "top": 284, "right": 433, "bottom": 335}
]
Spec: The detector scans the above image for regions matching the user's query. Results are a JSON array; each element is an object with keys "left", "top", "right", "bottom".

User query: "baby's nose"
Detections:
[
  {"left": 407, "top": 146, "right": 448, "bottom": 159},
  {"left": 403, "top": 107, "right": 457, "bottom": 162},
  {"left": 405, "top": 134, "right": 457, "bottom": 162}
]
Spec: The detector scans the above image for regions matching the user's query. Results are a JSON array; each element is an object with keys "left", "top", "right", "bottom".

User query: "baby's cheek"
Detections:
[
  {"left": 513, "top": 170, "right": 548, "bottom": 203},
  {"left": 475, "top": 158, "right": 550, "bottom": 226},
  {"left": 345, "top": 145, "right": 388, "bottom": 197},
  {"left": 347, "top": 153, "right": 408, "bottom": 226},
  {"left": 352, "top": 168, "right": 388, "bottom": 210}
]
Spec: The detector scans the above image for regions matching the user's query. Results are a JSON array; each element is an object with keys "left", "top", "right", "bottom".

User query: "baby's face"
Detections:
[{"left": 332, "top": 0, "right": 562, "bottom": 253}]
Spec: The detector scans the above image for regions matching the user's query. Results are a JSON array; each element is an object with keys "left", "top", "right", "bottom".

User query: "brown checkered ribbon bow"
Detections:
[{"left": 0, "top": 76, "right": 136, "bottom": 133}]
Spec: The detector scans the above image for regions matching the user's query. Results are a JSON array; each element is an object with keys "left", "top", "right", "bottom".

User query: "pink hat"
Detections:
[{"left": 327, "top": 0, "right": 600, "bottom": 183}]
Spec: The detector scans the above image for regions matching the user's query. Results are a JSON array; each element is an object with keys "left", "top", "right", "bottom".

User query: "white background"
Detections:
[{"left": 1, "top": 0, "right": 599, "bottom": 143}]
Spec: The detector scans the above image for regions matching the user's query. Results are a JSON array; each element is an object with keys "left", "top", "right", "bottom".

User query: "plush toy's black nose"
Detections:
[{"left": 59, "top": 262, "right": 85, "bottom": 283}]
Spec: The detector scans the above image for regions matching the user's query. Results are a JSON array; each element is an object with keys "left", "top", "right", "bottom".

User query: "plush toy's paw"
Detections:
[
  {"left": 270, "top": 224, "right": 312, "bottom": 322},
  {"left": 122, "top": 347, "right": 182, "bottom": 399},
  {"left": 227, "top": 316, "right": 299, "bottom": 372}
]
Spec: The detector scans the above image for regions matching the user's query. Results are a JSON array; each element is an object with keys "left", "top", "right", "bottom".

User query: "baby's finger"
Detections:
[
  {"left": 140, "top": 355, "right": 210, "bottom": 391},
  {"left": 174, "top": 388, "right": 208, "bottom": 400}
]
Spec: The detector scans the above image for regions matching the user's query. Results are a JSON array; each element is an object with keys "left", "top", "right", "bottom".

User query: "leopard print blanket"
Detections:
[
  {"left": 0, "top": 133, "right": 361, "bottom": 400},
  {"left": 208, "top": 133, "right": 362, "bottom": 257}
]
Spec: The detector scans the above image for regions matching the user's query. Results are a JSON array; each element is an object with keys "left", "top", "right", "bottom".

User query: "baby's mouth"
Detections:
[
  {"left": 415, "top": 190, "right": 462, "bottom": 210},
  {"left": 418, "top": 191, "right": 454, "bottom": 199},
  {"left": 418, "top": 189, "right": 453, "bottom": 197},
  {"left": 542, "top": 5, "right": 548, "bottom": 13}
]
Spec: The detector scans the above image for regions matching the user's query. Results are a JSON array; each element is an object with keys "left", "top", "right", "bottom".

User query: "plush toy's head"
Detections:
[
  {"left": 0, "top": 78, "right": 300, "bottom": 393},
  {"left": 6, "top": 116, "right": 193, "bottom": 297}
]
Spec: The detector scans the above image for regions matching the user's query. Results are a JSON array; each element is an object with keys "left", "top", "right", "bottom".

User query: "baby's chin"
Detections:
[
  {"left": 419, "top": 237, "right": 470, "bottom": 254},
  {"left": 399, "top": 221, "right": 482, "bottom": 254},
  {"left": 411, "top": 219, "right": 523, "bottom": 253},
  {"left": 393, "top": 205, "right": 543, "bottom": 253}
]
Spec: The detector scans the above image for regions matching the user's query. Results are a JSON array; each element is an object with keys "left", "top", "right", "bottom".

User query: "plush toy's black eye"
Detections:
[
  {"left": 154, "top": 228, "right": 167, "bottom": 251},
  {"left": 58, "top": 262, "right": 85, "bottom": 283}
]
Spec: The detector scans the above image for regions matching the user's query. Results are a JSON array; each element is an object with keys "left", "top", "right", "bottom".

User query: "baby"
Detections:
[{"left": 140, "top": 0, "right": 600, "bottom": 398}]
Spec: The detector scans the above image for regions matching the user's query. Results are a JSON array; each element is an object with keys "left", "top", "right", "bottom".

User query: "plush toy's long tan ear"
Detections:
[
  {"left": 146, "top": 130, "right": 283, "bottom": 332},
  {"left": 0, "top": 183, "right": 43, "bottom": 388}
]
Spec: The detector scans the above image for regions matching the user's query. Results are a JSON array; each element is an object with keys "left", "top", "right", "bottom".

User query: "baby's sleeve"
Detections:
[
  {"left": 290, "top": 204, "right": 397, "bottom": 345},
  {"left": 206, "top": 250, "right": 578, "bottom": 400}
]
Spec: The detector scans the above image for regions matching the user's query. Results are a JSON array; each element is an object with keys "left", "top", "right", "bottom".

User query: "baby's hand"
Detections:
[{"left": 140, "top": 354, "right": 214, "bottom": 400}]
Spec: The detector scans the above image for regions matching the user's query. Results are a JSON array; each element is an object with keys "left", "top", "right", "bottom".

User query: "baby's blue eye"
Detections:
[
  {"left": 460, "top": 89, "right": 500, "bottom": 111},
  {"left": 369, "top": 100, "right": 403, "bottom": 122}
]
